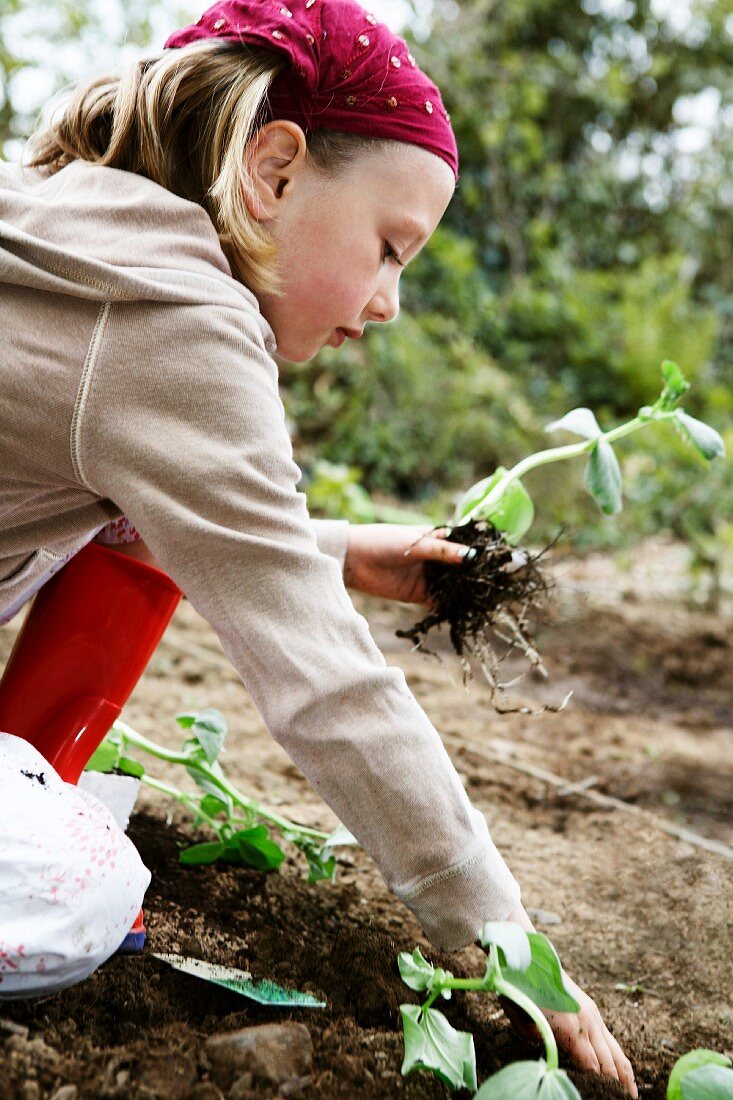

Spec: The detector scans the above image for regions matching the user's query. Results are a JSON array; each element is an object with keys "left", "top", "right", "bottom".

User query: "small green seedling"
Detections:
[
  {"left": 453, "top": 361, "right": 725, "bottom": 542},
  {"left": 398, "top": 922, "right": 581, "bottom": 1097},
  {"left": 86, "top": 708, "right": 356, "bottom": 882},
  {"left": 667, "top": 1049, "right": 733, "bottom": 1100}
]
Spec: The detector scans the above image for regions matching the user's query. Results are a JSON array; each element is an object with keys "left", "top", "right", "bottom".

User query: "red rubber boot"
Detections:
[
  {"left": 0, "top": 541, "right": 182, "bottom": 951},
  {"left": 0, "top": 541, "right": 181, "bottom": 781}
]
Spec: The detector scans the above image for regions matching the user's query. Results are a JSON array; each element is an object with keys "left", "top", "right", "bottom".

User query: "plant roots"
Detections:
[{"left": 397, "top": 521, "right": 566, "bottom": 714}]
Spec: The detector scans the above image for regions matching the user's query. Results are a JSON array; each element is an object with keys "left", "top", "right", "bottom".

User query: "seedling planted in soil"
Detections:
[
  {"left": 87, "top": 708, "right": 356, "bottom": 881},
  {"left": 666, "top": 1049, "right": 733, "bottom": 1100},
  {"left": 399, "top": 362, "right": 725, "bottom": 711},
  {"left": 399, "top": 921, "right": 581, "bottom": 1096}
]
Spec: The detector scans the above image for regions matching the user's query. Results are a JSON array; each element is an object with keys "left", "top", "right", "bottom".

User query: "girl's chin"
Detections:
[
  {"left": 275, "top": 343, "right": 317, "bottom": 364},
  {"left": 275, "top": 334, "right": 330, "bottom": 364}
]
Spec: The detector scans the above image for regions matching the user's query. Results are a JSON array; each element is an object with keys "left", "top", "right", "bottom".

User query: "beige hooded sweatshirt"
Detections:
[{"left": 0, "top": 158, "right": 520, "bottom": 950}]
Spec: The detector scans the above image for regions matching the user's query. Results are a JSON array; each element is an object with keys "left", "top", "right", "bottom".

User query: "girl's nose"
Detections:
[{"left": 366, "top": 273, "right": 400, "bottom": 325}]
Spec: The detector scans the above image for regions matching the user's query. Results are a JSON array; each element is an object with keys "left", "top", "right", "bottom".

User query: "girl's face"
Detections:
[{"left": 253, "top": 134, "right": 455, "bottom": 363}]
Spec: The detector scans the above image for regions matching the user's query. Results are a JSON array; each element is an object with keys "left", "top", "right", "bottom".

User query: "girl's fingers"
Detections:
[
  {"left": 587, "top": 1025, "right": 620, "bottom": 1080},
  {"left": 569, "top": 1030, "right": 601, "bottom": 1075},
  {"left": 404, "top": 537, "right": 469, "bottom": 564},
  {"left": 586, "top": 1020, "right": 638, "bottom": 1098},
  {"left": 602, "top": 1026, "right": 638, "bottom": 1098}
]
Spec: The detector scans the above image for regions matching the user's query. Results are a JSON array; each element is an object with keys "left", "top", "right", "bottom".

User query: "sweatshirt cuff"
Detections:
[
  {"left": 394, "top": 840, "right": 522, "bottom": 952},
  {"left": 310, "top": 518, "right": 350, "bottom": 571}
]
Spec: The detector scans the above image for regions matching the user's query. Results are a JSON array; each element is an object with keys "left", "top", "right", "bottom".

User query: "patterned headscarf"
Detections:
[{"left": 165, "top": 0, "right": 458, "bottom": 179}]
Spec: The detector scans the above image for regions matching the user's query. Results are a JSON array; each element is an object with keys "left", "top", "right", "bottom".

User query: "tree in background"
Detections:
[{"left": 2, "top": 0, "right": 731, "bottom": 570}]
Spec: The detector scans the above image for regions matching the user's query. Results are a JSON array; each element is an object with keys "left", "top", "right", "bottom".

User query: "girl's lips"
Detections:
[{"left": 329, "top": 329, "right": 347, "bottom": 348}]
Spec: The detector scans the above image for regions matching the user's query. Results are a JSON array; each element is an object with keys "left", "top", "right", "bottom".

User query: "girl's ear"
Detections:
[{"left": 243, "top": 120, "right": 308, "bottom": 222}]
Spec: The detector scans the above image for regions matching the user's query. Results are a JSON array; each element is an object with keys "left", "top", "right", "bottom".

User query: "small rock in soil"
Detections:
[
  {"left": 227, "top": 1075, "right": 253, "bottom": 1099},
  {"left": 133, "top": 1050, "right": 198, "bottom": 1099},
  {"left": 204, "top": 1022, "right": 313, "bottom": 1090},
  {"left": 279, "top": 1076, "right": 312, "bottom": 1098},
  {"left": 180, "top": 934, "right": 205, "bottom": 957},
  {"left": 189, "top": 1084, "right": 225, "bottom": 1100},
  {"left": 49, "top": 1086, "right": 78, "bottom": 1100},
  {"left": 526, "top": 907, "right": 562, "bottom": 926},
  {"left": 0, "top": 1018, "right": 29, "bottom": 1038},
  {"left": 6, "top": 1033, "right": 61, "bottom": 1070}
]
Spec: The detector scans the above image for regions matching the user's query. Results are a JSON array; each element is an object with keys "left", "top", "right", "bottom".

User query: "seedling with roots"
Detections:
[
  {"left": 399, "top": 362, "right": 725, "bottom": 710},
  {"left": 399, "top": 922, "right": 582, "bottom": 1097},
  {"left": 87, "top": 708, "right": 356, "bottom": 881}
]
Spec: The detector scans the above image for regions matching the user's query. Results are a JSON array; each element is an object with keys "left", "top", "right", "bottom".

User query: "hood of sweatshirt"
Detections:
[{"left": 0, "top": 159, "right": 277, "bottom": 354}]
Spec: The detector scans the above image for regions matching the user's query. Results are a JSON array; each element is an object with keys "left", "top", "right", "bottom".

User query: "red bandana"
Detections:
[{"left": 164, "top": 0, "right": 458, "bottom": 179}]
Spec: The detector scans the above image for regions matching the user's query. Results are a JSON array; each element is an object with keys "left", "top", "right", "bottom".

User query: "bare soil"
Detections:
[{"left": 1, "top": 538, "right": 731, "bottom": 1100}]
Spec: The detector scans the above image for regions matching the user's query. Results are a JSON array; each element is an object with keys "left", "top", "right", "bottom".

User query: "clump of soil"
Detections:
[{"left": 397, "top": 521, "right": 555, "bottom": 711}]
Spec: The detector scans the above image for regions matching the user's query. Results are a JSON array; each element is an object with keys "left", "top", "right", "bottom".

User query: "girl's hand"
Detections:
[
  {"left": 503, "top": 906, "right": 638, "bottom": 1097},
  {"left": 546, "top": 974, "right": 638, "bottom": 1098},
  {"left": 342, "top": 523, "right": 466, "bottom": 604}
]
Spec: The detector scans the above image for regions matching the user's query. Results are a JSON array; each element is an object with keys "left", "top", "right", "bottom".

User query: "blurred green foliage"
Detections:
[{"left": 1, "top": 0, "right": 731, "bottom": 578}]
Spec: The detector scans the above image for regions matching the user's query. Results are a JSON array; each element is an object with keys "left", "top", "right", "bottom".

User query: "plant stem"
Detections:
[
  {"left": 424, "top": 949, "right": 558, "bottom": 1070},
  {"left": 112, "top": 720, "right": 330, "bottom": 843},
  {"left": 141, "top": 774, "right": 224, "bottom": 832},
  {"left": 440, "top": 978, "right": 490, "bottom": 992},
  {"left": 429, "top": 945, "right": 558, "bottom": 1069},
  {"left": 493, "top": 977, "right": 559, "bottom": 1071},
  {"left": 458, "top": 411, "right": 674, "bottom": 526},
  {"left": 421, "top": 990, "right": 441, "bottom": 1014}
]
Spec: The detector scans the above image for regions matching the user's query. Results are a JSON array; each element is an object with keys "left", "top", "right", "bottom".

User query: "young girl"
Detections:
[{"left": 0, "top": 0, "right": 635, "bottom": 1092}]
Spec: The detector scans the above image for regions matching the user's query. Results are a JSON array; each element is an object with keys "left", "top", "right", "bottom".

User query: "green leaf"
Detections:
[
  {"left": 117, "top": 756, "right": 145, "bottom": 779},
  {"left": 545, "top": 408, "right": 601, "bottom": 440},
  {"left": 501, "top": 934, "right": 580, "bottom": 1013},
  {"left": 475, "top": 1061, "right": 581, "bottom": 1099},
  {"left": 175, "top": 713, "right": 198, "bottom": 729},
  {"left": 232, "top": 826, "right": 286, "bottom": 872},
  {"left": 455, "top": 468, "right": 534, "bottom": 543},
  {"left": 400, "top": 1005, "right": 477, "bottom": 1091},
  {"left": 584, "top": 439, "right": 622, "bottom": 514},
  {"left": 484, "top": 477, "right": 535, "bottom": 545},
  {"left": 680, "top": 1066, "right": 733, "bottom": 1100},
  {"left": 199, "top": 794, "right": 230, "bottom": 818},
  {"left": 188, "top": 708, "right": 228, "bottom": 764},
  {"left": 306, "top": 851, "right": 337, "bottom": 883},
  {"left": 478, "top": 922, "right": 532, "bottom": 972},
  {"left": 179, "top": 840, "right": 227, "bottom": 865},
  {"left": 153, "top": 954, "right": 325, "bottom": 1007},
  {"left": 659, "top": 360, "right": 691, "bottom": 411},
  {"left": 673, "top": 412, "right": 726, "bottom": 461},
  {"left": 186, "top": 760, "right": 229, "bottom": 801},
  {"left": 398, "top": 947, "right": 436, "bottom": 992},
  {"left": 84, "top": 739, "right": 120, "bottom": 773},
  {"left": 454, "top": 469, "right": 504, "bottom": 523},
  {"left": 668, "top": 1051, "right": 733, "bottom": 1100},
  {"left": 287, "top": 835, "right": 340, "bottom": 883}
]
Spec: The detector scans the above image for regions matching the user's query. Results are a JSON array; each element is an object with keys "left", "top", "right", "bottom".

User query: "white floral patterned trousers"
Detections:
[{"left": 0, "top": 733, "right": 150, "bottom": 999}]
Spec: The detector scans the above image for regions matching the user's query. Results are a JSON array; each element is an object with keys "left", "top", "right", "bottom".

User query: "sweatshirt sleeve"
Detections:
[
  {"left": 310, "top": 518, "right": 349, "bottom": 571},
  {"left": 73, "top": 299, "right": 520, "bottom": 950}
]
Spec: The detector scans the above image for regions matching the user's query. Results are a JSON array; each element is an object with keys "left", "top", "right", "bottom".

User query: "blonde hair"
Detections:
[{"left": 26, "top": 40, "right": 391, "bottom": 297}]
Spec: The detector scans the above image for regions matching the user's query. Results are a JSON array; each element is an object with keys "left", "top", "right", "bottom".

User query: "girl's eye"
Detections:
[{"left": 382, "top": 241, "right": 404, "bottom": 267}]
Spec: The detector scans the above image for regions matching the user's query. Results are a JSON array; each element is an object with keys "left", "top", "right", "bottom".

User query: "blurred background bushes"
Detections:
[{"left": 2, "top": 0, "right": 731, "bottom": 578}]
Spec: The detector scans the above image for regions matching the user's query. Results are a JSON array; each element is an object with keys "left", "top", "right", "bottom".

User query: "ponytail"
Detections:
[{"left": 27, "top": 41, "right": 285, "bottom": 296}]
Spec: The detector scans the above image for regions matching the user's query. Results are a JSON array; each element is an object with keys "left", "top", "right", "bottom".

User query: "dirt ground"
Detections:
[{"left": 1, "top": 538, "right": 731, "bottom": 1100}]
